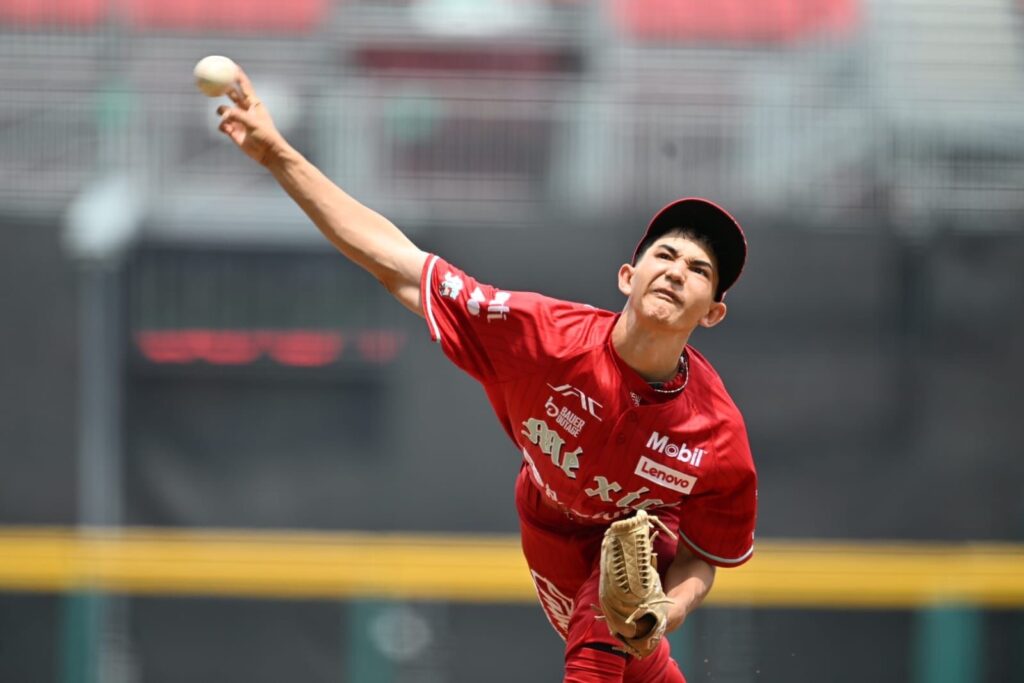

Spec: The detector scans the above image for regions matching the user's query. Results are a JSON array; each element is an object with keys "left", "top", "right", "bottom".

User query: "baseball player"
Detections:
[{"left": 215, "top": 68, "right": 756, "bottom": 683}]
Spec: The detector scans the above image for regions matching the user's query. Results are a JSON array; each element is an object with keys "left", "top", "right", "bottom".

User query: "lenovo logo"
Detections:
[{"left": 634, "top": 456, "right": 698, "bottom": 495}]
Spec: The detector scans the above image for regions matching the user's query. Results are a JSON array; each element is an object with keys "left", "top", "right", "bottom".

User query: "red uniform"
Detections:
[{"left": 421, "top": 255, "right": 757, "bottom": 682}]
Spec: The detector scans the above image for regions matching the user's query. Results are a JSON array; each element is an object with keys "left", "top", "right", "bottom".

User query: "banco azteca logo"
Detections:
[{"left": 467, "top": 287, "right": 511, "bottom": 321}]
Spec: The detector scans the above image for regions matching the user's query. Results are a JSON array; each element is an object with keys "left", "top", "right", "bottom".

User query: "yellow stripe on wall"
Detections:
[{"left": 1, "top": 527, "right": 1023, "bottom": 608}]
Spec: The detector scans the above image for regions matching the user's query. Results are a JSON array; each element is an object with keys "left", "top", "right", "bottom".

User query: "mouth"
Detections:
[{"left": 651, "top": 288, "right": 682, "bottom": 305}]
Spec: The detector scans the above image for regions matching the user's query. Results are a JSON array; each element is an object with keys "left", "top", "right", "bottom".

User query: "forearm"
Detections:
[
  {"left": 215, "top": 67, "right": 426, "bottom": 312},
  {"left": 264, "top": 143, "right": 424, "bottom": 290},
  {"left": 662, "top": 553, "right": 716, "bottom": 632}
]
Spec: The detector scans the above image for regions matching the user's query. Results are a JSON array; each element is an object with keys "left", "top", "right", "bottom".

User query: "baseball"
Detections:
[{"left": 193, "top": 55, "right": 238, "bottom": 98}]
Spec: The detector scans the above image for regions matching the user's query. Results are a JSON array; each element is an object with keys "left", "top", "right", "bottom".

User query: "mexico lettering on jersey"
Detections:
[{"left": 420, "top": 255, "right": 757, "bottom": 567}]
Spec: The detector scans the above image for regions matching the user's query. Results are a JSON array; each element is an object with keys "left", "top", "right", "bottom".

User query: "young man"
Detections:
[{"left": 215, "top": 68, "right": 756, "bottom": 683}]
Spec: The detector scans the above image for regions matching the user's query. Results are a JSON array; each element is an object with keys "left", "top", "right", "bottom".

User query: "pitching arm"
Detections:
[{"left": 216, "top": 67, "right": 427, "bottom": 316}]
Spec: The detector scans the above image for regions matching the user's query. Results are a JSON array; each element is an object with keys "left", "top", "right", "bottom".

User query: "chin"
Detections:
[{"left": 639, "top": 303, "right": 689, "bottom": 331}]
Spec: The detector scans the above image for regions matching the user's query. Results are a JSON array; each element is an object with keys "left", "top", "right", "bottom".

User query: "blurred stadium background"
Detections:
[{"left": 2, "top": 0, "right": 1024, "bottom": 681}]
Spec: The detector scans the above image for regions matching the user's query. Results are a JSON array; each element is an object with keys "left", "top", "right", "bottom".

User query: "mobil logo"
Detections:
[{"left": 645, "top": 431, "right": 705, "bottom": 468}]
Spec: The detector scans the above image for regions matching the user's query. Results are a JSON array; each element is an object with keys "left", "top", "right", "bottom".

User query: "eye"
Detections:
[
  {"left": 691, "top": 266, "right": 710, "bottom": 278},
  {"left": 656, "top": 252, "right": 673, "bottom": 260}
]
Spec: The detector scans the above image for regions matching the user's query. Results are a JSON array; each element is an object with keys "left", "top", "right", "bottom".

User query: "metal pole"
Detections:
[
  {"left": 60, "top": 260, "right": 135, "bottom": 683},
  {"left": 77, "top": 263, "right": 123, "bottom": 528},
  {"left": 61, "top": 172, "right": 143, "bottom": 683}
]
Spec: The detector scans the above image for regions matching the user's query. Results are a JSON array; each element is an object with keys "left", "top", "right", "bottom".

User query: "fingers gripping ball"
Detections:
[
  {"left": 193, "top": 55, "right": 239, "bottom": 98},
  {"left": 597, "top": 510, "right": 677, "bottom": 658}
]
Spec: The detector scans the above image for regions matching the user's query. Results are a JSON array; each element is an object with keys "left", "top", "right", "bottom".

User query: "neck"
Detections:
[{"left": 611, "top": 311, "right": 691, "bottom": 383}]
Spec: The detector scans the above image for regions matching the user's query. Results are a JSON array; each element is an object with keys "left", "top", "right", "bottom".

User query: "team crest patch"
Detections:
[{"left": 439, "top": 272, "right": 464, "bottom": 300}]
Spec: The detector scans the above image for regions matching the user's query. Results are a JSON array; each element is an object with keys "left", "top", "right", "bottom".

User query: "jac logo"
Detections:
[
  {"left": 646, "top": 431, "right": 705, "bottom": 467},
  {"left": 547, "top": 383, "right": 603, "bottom": 421}
]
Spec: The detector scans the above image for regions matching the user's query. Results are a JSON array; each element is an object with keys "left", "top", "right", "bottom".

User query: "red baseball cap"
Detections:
[{"left": 631, "top": 197, "right": 747, "bottom": 301}]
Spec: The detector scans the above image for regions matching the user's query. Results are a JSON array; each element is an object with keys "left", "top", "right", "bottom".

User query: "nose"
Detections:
[{"left": 664, "top": 261, "right": 686, "bottom": 285}]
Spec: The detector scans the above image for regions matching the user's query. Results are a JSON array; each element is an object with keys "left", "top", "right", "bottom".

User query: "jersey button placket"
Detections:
[
  {"left": 611, "top": 410, "right": 632, "bottom": 446},
  {"left": 617, "top": 409, "right": 638, "bottom": 441}
]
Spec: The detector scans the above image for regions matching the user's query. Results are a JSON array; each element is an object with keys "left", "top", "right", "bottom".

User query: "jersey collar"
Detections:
[{"left": 605, "top": 325, "right": 689, "bottom": 406}]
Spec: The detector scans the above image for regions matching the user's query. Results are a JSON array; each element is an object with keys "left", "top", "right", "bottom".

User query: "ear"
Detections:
[
  {"left": 700, "top": 301, "right": 728, "bottom": 328},
  {"left": 617, "top": 263, "right": 635, "bottom": 297}
]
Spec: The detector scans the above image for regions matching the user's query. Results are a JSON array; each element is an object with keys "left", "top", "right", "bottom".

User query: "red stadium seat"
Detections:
[
  {"left": 611, "top": 0, "right": 859, "bottom": 43},
  {"left": 121, "top": 0, "right": 329, "bottom": 33},
  {"left": 0, "top": 0, "right": 104, "bottom": 26}
]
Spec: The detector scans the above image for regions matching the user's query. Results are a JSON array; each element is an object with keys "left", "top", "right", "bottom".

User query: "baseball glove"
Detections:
[{"left": 596, "top": 510, "right": 677, "bottom": 658}]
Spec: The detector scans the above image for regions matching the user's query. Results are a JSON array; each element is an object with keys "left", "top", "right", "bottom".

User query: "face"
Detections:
[{"left": 618, "top": 234, "right": 727, "bottom": 333}]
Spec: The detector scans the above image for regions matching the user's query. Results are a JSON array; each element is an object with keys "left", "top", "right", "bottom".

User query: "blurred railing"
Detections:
[
  {"left": 2, "top": 1, "right": 1023, "bottom": 232},
  {"left": 4, "top": 527, "right": 1024, "bottom": 607}
]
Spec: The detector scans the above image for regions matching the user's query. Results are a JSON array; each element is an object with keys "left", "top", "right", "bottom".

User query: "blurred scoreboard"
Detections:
[
  {"left": 122, "top": 246, "right": 406, "bottom": 527},
  {"left": 126, "top": 246, "right": 410, "bottom": 373}
]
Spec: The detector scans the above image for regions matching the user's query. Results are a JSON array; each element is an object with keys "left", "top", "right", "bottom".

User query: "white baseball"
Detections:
[{"left": 193, "top": 55, "right": 238, "bottom": 98}]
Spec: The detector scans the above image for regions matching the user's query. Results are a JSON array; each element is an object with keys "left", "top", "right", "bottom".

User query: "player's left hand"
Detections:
[{"left": 596, "top": 510, "right": 676, "bottom": 658}]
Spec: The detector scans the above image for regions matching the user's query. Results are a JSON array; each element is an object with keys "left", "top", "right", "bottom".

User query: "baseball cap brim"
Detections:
[{"left": 631, "top": 197, "right": 747, "bottom": 301}]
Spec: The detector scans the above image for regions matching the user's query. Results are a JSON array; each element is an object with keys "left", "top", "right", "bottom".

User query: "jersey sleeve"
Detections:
[
  {"left": 419, "top": 254, "right": 602, "bottom": 384},
  {"left": 672, "top": 422, "right": 757, "bottom": 568}
]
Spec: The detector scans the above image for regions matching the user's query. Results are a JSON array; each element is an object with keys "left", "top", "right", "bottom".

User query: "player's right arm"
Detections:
[{"left": 215, "top": 67, "right": 427, "bottom": 316}]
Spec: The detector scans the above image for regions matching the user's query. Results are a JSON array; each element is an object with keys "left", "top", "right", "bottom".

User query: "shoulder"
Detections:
[
  {"left": 504, "top": 291, "right": 617, "bottom": 356},
  {"left": 687, "top": 347, "right": 744, "bottom": 418},
  {"left": 422, "top": 254, "right": 617, "bottom": 367},
  {"left": 686, "top": 346, "right": 754, "bottom": 466},
  {"left": 540, "top": 295, "right": 616, "bottom": 333}
]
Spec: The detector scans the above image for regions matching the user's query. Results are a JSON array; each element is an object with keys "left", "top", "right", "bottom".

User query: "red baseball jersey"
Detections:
[{"left": 421, "top": 255, "right": 757, "bottom": 567}]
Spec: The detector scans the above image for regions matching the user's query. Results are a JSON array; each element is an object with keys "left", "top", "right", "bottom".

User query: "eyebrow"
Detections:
[
  {"left": 655, "top": 244, "right": 680, "bottom": 258},
  {"left": 654, "top": 244, "right": 714, "bottom": 271}
]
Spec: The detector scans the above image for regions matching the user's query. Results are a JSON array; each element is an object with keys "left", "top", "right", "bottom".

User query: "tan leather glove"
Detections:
[{"left": 597, "top": 510, "right": 676, "bottom": 658}]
